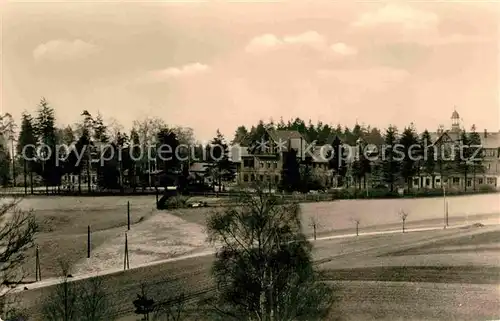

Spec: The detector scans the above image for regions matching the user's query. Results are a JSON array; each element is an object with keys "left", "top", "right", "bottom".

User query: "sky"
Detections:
[{"left": 1, "top": 0, "right": 499, "bottom": 142}]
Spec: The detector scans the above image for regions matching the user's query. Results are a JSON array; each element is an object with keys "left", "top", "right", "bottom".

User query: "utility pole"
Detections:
[
  {"left": 124, "top": 232, "right": 130, "bottom": 270},
  {"left": 87, "top": 225, "right": 91, "bottom": 258},
  {"left": 443, "top": 185, "right": 448, "bottom": 228}
]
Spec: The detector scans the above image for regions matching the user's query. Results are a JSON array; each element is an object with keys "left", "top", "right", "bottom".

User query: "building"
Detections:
[
  {"left": 231, "top": 129, "right": 334, "bottom": 188},
  {"left": 412, "top": 109, "right": 500, "bottom": 189}
]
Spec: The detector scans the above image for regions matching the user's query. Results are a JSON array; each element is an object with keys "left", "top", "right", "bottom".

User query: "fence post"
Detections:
[
  {"left": 87, "top": 225, "right": 91, "bottom": 258},
  {"left": 35, "top": 245, "right": 41, "bottom": 281},
  {"left": 127, "top": 201, "right": 131, "bottom": 231}
]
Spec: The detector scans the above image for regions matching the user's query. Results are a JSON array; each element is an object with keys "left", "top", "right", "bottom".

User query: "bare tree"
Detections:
[
  {"left": 42, "top": 260, "right": 79, "bottom": 321},
  {"left": 78, "top": 276, "right": 114, "bottom": 321},
  {"left": 0, "top": 198, "right": 37, "bottom": 300},
  {"left": 153, "top": 293, "right": 187, "bottom": 321},
  {"left": 351, "top": 218, "right": 361, "bottom": 236},
  {"left": 399, "top": 210, "right": 409, "bottom": 233},
  {"left": 309, "top": 216, "right": 320, "bottom": 241}
]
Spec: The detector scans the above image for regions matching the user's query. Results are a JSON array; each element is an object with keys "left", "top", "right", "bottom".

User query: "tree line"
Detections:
[
  {"left": 2, "top": 98, "right": 236, "bottom": 193},
  {"left": 0, "top": 99, "right": 488, "bottom": 194}
]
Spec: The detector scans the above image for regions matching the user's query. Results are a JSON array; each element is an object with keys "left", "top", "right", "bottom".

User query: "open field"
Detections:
[
  {"left": 13, "top": 224, "right": 500, "bottom": 320},
  {"left": 9, "top": 193, "right": 500, "bottom": 280}
]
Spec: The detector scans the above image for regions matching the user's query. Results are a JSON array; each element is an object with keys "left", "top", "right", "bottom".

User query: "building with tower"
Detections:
[{"left": 413, "top": 108, "right": 500, "bottom": 190}]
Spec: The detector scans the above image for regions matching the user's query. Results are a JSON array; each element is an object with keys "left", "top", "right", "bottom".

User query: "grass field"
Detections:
[
  {"left": 13, "top": 224, "right": 500, "bottom": 320},
  {"left": 10, "top": 193, "right": 500, "bottom": 280}
]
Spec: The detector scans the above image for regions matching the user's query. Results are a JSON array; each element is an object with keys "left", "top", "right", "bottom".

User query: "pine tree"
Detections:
[
  {"left": 399, "top": 126, "right": 419, "bottom": 191},
  {"left": 328, "top": 136, "right": 347, "bottom": 187},
  {"left": 17, "top": 112, "right": 37, "bottom": 193},
  {"left": 468, "top": 128, "right": 483, "bottom": 191},
  {"left": 156, "top": 128, "right": 180, "bottom": 187},
  {"left": 381, "top": 126, "right": 400, "bottom": 192},
  {"left": 281, "top": 148, "right": 301, "bottom": 192},
  {"left": 232, "top": 126, "right": 249, "bottom": 145},
  {"left": 208, "top": 130, "right": 235, "bottom": 192},
  {"left": 455, "top": 131, "right": 471, "bottom": 191},
  {"left": 420, "top": 130, "right": 435, "bottom": 188},
  {"left": 34, "top": 98, "right": 61, "bottom": 189}
]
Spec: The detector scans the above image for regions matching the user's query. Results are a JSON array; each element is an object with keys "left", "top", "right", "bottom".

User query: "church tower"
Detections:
[{"left": 451, "top": 107, "right": 460, "bottom": 132}]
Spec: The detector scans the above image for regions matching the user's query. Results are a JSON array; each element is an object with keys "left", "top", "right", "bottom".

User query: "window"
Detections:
[
  {"left": 243, "top": 159, "right": 254, "bottom": 168},
  {"left": 467, "top": 179, "right": 472, "bottom": 187},
  {"left": 478, "top": 178, "right": 484, "bottom": 185},
  {"left": 413, "top": 179, "right": 419, "bottom": 186},
  {"left": 425, "top": 178, "right": 430, "bottom": 186},
  {"left": 435, "top": 178, "right": 441, "bottom": 183},
  {"left": 260, "top": 162, "right": 264, "bottom": 168},
  {"left": 266, "top": 175, "right": 271, "bottom": 182},
  {"left": 251, "top": 174, "right": 255, "bottom": 182},
  {"left": 275, "top": 175, "right": 280, "bottom": 183},
  {"left": 453, "top": 177, "right": 460, "bottom": 184},
  {"left": 487, "top": 177, "right": 495, "bottom": 185},
  {"left": 243, "top": 174, "right": 249, "bottom": 182},
  {"left": 259, "top": 175, "right": 264, "bottom": 181},
  {"left": 267, "top": 162, "right": 271, "bottom": 169}
]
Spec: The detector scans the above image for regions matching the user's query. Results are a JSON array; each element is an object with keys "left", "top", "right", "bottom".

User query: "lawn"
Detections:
[{"left": 10, "top": 192, "right": 500, "bottom": 280}]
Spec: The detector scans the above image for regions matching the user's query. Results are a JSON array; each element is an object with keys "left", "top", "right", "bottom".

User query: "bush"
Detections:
[{"left": 165, "top": 196, "right": 189, "bottom": 209}]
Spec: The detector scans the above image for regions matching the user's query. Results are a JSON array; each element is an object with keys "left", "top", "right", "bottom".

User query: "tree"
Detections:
[
  {"left": 78, "top": 276, "right": 114, "bottom": 321},
  {"left": 42, "top": 260, "right": 79, "bottom": 321},
  {"left": 206, "top": 184, "right": 333, "bottom": 320},
  {"left": 328, "top": 136, "right": 347, "bottom": 188},
  {"left": 0, "top": 198, "right": 37, "bottom": 301},
  {"left": 0, "top": 146, "right": 11, "bottom": 187},
  {"left": 156, "top": 128, "right": 180, "bottom": 187},
  {"left": 280, "top": 148, "right": 301, "bottom": 192},
  {"left": 128, "top": 128, "right": 142, "bottom": 191},
  {"left": 34, "top": 98, "right": 61, "bottom": 189},
  {"left": 232, "top": 126, "right": 249, "bottom": 145},
  {"left": 0, "top": 113, "right": 17, "bottom": 187},
  {"left": 42, "top": 261, "right": 114, "bottom": 321},
  {"left": 133, "top": 284, "right": 155, "bottom": 321},
  {"left": 17, "top": 112, "right": 37, "bottom": 194},
  {"left": 350, "top": 217, "right": 361, "bottom": 236},
  {"left": 207, "top": 130, "right": 235, "bottom": 193},
  {"left": 399, "top": 126, "right": 419, "bottom": 191},
  {"left": 399, "top": 210, "right": 409, "bottom": 233},
  {"left": 468, "top": 127, "right": 484, "bottom": 191},
  {"left": 455, "top": 131, "right": 471, "bottom": 191},
  {"left": 381, "top": 126, "right": 400, "bottom": 192},
  {"left": 420, "top": 130, "right": 435, "bottom": 188}
]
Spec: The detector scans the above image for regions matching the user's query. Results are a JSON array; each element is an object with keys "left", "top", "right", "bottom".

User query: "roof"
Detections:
[
  {"left": 431, "top": 130, "right": 500, "bottom": 149},
  {"left": 267, "top": 129, "right": 306, "bottom": 143},
  {"left": 451, "top": 110, "right": 460, "bottom": 119}
]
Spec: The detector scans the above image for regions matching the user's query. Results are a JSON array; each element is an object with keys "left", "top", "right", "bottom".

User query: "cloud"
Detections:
[
  {"left": 33, "top": 39, "right": 99, "bottom": 62},
  {"left": 245, "top": 31, "right": 329, "bottom": 53},
  {"left": 138, "top": 63, "right": 210, "bottom": 83},
  {"left": 282, "top": 31, "right": 327, "bottom": 49},
  {"left": 352, "top": 4, "right": 438, "bottom": 30},
  {"left": 245, "top": 31, "right": 355, "bottom": 57},
  {"left": 245, "top": 34, "right": 282, "bottom": 53},
  {"left": 330, "top": 43, "right": 358, "bottom": 56}
]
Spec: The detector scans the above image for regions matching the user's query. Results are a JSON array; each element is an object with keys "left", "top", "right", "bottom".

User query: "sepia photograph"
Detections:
[{"left": 0, "top": 0, "right": 499, "bottom": 320}]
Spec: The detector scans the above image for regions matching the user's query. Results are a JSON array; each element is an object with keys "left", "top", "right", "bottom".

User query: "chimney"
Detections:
[{"left": 484, "top": 129, "right": 488, "bottom": 138}]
